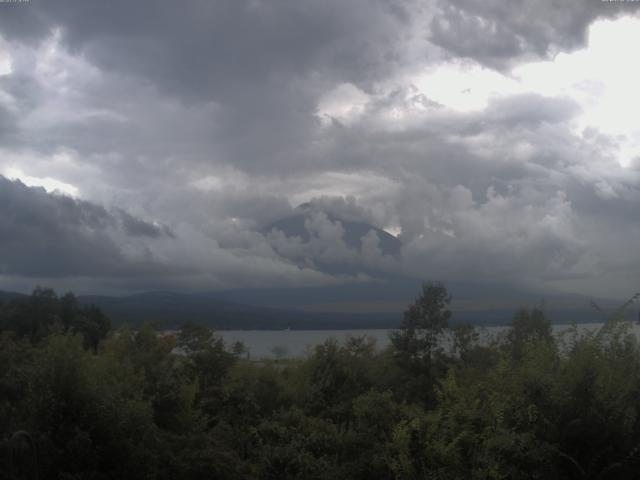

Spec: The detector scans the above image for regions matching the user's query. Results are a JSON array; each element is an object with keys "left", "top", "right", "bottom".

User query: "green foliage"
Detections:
[
  {"left": 5, "top": 284, "right": 640, "bottom": 479},
  {"left": 504, "top": 307, "right": 554, "bottom": 360},
  {"left": 177, "top": 321, "right": 237, "bottom": 417},
  {"left": 391, "top": 282, "right": 452, "bottom": 367},
  {"left": 0, "top": 287, "right": 110, "bottom": 349},
  {"left": 302, "top": 336, "right": 379, "bottom": 423},
  {"left": 389, "top": 282, "right": 452, "bottom": 405}
]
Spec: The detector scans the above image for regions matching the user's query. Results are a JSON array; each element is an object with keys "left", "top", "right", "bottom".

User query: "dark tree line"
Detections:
[
  {"left": 0, "top": 287, "right": 110, "bottom": 350},
  {"left": 2, "top": 284, "right": 640, "bottom": 479}
]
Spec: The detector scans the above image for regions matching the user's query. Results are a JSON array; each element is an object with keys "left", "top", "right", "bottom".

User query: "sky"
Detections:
[{"left": 1, "top": 0, "right": 639, "bottom": 298}]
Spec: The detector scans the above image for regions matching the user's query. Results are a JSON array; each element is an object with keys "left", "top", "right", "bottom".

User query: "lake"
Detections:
[{"left": 217, "top": 322, "right": 639, "bottom": 359}]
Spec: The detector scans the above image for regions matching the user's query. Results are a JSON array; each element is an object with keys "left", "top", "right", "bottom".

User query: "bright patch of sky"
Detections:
[
  {"left": 316, "top": 16, "right": 640, "bottom": 168},
  {"left": 288, "top": 171, "right": 400, "bottom": 207},
  {"left": 0, "top": 35, "right": 12, "bottom": 76},
  {"left": 419, "top": 16, "right": 640, "bottom": 167},
  {"left": 316, "top": 83, "right": 370, "bottom": 125},
  {"left": 3, "top": 166, "right": 79, "bottom": 197},
  {"left": 515, "top": 16, "right": 640, "bottom": 166},
  {"left": 411, "top": 63, "right": 521, "bottom": 112}
]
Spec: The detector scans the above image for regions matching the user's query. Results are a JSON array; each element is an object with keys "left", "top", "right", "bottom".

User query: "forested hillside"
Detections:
[{"left": 2, "top": 285, "right": 640, "bottom": 479}]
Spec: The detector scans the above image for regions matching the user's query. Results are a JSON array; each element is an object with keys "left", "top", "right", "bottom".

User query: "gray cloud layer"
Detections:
[
  {"left": 0, "top": 176, "right": 171, "bottom": 277},
  {"left": 0, "top": 0, "right": 639, "bottom": 297},
  {"left": 430, "top": 0, "right": 636, "bottom": 69}
]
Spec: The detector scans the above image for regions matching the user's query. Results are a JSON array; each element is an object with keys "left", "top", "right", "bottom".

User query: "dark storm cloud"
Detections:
[
  {"left": 0, "top": 176, "right": 172, "bottom": 277},
  {"left": 1, "top": 0, "right": 639, "bottom": 296},
  {"left": 0, "top": 103, "right": 17, "bottom": 139},
  {"left": 6, "top": 0, "right": 634, "bottom": 92},
  {"left": 280, "top": 83, "right": 640, "bottom": 294},
  {"left": 402, "top": 93, "right": 582, "bottom": 139},
  {"left": 308, "top": 91, "right": 583, "bottom": 192},
  {"left": 1, "top": 0, "right": 414, "bottom": 99},
  {"left": 115, "top": 209, "right": 175, "bottom": 239},
  {"left": 430, "top": 0, "right": 639, "bottom": 68},
  {"left": 0, "top": 0, "right": 602, "bottom": 179},
  {"left": 0, "top": 176, "right": 340, "bottom": 292},
  {"left": 0, "top": 0, "right": 421, "bottom": 178},
  {"left": 0, "top": 3, "right": 48, "bottom": 46},
  {"left": 482, "top": 94, "right": 581, "bottom": 129}
]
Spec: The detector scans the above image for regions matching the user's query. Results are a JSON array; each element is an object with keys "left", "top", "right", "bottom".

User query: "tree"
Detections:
[
  {"left": 304, "top": 337, "right": 377, "bottom": 424},
  {"left": 505, "top": 307, "right": 553, "bottom": 360},
  {"left": 177, "top": 322, "right": 236, "bottom": 416},
  {"left": 450, "top": 323, "right": 479, "bottom": 362},
  {"left": 391, "top": 282, "right": 451, "bottom": 371},
  {"left": 0, "top": 288, "right": 110, "bottom": 350},
  {"left": 389, "top": 282, "right": 451, "bottom": 405},
  {"left": 73, "top": 304, "right": 111, "bottom": 351}
]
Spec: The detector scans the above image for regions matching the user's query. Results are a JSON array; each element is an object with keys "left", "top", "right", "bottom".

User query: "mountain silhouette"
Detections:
[{"left": 262, "top": 203, "right": 401, "bottom": 275}]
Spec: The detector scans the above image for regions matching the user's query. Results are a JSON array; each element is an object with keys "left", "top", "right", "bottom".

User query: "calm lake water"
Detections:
[{"left": 217, "top": 322, "right": 640, "bottom": 359}]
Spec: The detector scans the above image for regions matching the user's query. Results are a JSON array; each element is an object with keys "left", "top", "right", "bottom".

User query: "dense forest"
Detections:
[{"left": 2, "top": 285, "right": 640, "bottom": 479}]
